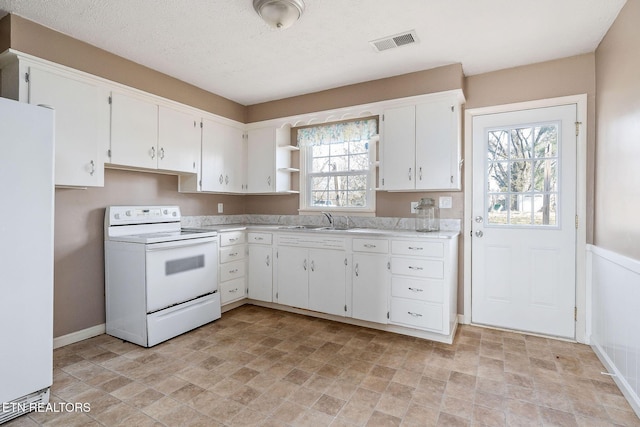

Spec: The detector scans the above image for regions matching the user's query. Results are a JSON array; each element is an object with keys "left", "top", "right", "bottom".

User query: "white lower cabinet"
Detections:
[
  {"left": 276, "top": 246, "right": 309, "bottom": 308},
  {"left": 247, "top": 232, "right": 273, "bottom": 302},
  {"left": 275, "top": 234, "right": 348, "bottom": 315},
  {"left": 218, "top": 231, "right": 246, "bottom": 305},
  {"left": 308, "top": 249, "right": 348, "bottom": 317},
  {"left": 389, "top": 238, "right": 458, "bottom": 336},
  {"left": 352, "top": 238, "right": 390, "bottom": 324}
]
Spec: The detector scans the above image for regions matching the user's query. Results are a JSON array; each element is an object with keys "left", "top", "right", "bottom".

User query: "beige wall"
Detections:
[
  {"left": 594, "top": 0, "right": 640, "bottom": 260},
  {"left": 53, "top": 169, "right": 244, "bottom": 337},
  {"left": 0, "top": 12, "right": 610, "bottom": 337},
  {"left": 466, "top": 53, "right": 597, "bottom": 244},
  {"left": 2, "top": 15, "right": 246, "bottom": 122},
  {"left": 247, "top": 63, "right": 464, "bottom": 122}
]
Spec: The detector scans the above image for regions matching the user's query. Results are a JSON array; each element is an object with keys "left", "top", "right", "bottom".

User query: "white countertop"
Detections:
[{"left": 198, "top": 223, "right": 459, "bottom": 239}]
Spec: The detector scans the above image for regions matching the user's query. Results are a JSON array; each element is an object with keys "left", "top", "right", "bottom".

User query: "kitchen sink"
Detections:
[{"left": 277, "top": 225, "right": 323, "bottom": 230}]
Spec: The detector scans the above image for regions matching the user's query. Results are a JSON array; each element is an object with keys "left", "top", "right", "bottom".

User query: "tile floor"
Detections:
[{"left": 5, "top": 305, "right": 640, "bottom": 426}]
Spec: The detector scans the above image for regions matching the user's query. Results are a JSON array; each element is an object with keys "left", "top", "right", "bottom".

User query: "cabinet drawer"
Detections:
[
  {"left": 352, "top": 238, "right": 389, "bottom": 254},
  {"left": 392, "top": 277, "right": 443, "bottom": 303},
  {"left": 391, "top": 258, "right": 443, "bottom": 279},
  {"left": 391, "top": 240, "right": 444, "bottom": 258},
  {"left": 220, "top": 246, "right": 245, "bottom": 264},
  {"left": 247, "top": 232, "right": 272, "bottom": 245},
  {"left": 220, "top": 231, "right": 245, "bottom": 246},
  {"left": 220, "top": 278, "right": 245, "bottom": 304},
  {"left": 220, "top": 260, "right": 245, "bottom": 282},
  {"left": 390, "top": 298, "right": 443, "bottom": 331}
]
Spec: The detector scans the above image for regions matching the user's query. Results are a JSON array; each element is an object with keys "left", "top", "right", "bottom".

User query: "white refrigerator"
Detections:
[{"left": 0, "top": 97, "right": 54, "bottom": 423}]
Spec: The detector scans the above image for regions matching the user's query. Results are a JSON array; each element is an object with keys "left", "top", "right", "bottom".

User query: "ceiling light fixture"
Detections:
[{"left": 253, "top": 0, "right": 305, "bottom": 29}]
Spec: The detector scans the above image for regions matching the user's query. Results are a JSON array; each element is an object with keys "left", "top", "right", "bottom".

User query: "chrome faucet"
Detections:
[{"left": 322, "top": 212, "right": 334, "bottom": 228}]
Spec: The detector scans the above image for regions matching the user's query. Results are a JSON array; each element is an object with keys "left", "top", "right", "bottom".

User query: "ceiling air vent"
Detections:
[{"left": 369, "top": 30, "right": 419, "bottom": 52}]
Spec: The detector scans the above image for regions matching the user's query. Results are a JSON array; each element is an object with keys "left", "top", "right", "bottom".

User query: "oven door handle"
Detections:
[{"left": 145, "top": 237, "right": 217, "bottom": 251}]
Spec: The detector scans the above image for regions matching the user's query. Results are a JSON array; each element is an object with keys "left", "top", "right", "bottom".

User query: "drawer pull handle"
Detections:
[
  {"left": 255, "top": 237, "right": 264, "bottom": 241},
  {"left": 408, "top": 287, "right": 424, "bottom": 292},
  {"left": 266, "top": 255, "right": 270, "bottom": 266},
  {"left": 229, "top": 252, "right": 238, "bottom": 257},
  {"left": 229, "top": 269, "right": 238, "bottom": 274},
  {"left": 228, "top": 238, "right": 238, "bottom": 242},
  {"left": 229, "top": 288, "right": 238, "bottom": 293},
  {"left": 408, "top": 311, "right": 423, "bottom": 317},
  {"left": 408, "top": 247, "right": 423, "bottom": 251},
  {"left": 408, "top": 266, "right": 424, "bottom": 271},
  {"left": 364, "top": 244, "right": 376, "bottom": 248}
]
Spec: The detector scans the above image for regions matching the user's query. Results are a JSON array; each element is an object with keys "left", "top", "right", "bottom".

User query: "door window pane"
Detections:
[{"left": 486, "top": 123, "right": 560, "bottom": 227}]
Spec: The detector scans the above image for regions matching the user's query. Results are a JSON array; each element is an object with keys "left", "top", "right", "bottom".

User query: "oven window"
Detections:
[{"left": 165, "top": 255, "right": 205, "bottom": 275}]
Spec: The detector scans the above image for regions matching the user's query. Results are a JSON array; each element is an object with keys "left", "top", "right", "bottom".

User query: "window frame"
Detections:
[{"left": 297, "top": 118, "right": 378, "bottom": 215}]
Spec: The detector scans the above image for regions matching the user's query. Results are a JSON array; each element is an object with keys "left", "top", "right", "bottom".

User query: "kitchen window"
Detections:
[{"left": 297, "top": 118, "right": 378, "bottom": 214}]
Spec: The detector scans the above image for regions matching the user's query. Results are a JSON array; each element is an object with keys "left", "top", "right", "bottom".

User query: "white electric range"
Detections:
[{"left": 104, "top": 206, "right": 220, "bottom": 347}]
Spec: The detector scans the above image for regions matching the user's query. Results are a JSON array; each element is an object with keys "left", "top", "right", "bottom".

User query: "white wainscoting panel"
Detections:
[{"left": 589, "top": 245, "right": 640, "bottom": 417}]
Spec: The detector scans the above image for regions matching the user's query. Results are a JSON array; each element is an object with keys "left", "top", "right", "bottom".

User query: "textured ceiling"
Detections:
[{"left": 0, "top": 0, "right": 627, "bottom": 105}]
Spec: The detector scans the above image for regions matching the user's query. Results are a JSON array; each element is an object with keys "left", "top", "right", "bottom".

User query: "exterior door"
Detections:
[{"left": 472, "top": 104, "right": 577, "bottom": 339}]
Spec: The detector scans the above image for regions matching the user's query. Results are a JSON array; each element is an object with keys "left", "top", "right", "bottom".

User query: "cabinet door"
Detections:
[
  {"left": 110, "top": 92, "right": 158, "bottom": 169},
  {"left": 224, "top": 127, "right": 246, "bottom": 193},
  {"left": 308, "top": 249, "right": 347, "bottom": 317},
  {"left": 352, "top": 253, "right": 389, "bottom": 324},
  {"left": 276, "top": 246, "right": 308, "bottom": 309},
  {"left": 381, "top": 105, "right": 415, "bottom": 190},
  {"left": 157, "top": 105, "right": 200, "bottom": 174},
  {"left": 247, "top": 127, "right": 275, "bottom": 193},
  {"left": 28, "top": 67, "right": 106, "bottom": 187},
  {"left": 248, "top": 245, "right": 273, "bottom": 302},
  {"left": 416, "top": 99, "right": 459, "bottom": 190},
  {"left": 201, "top": 118, "right": 228, "bottom": 192}
]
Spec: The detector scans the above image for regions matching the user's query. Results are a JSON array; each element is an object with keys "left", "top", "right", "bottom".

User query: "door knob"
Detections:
[{"left": 475, "top": 230, "right": 484, "bottom": 237}]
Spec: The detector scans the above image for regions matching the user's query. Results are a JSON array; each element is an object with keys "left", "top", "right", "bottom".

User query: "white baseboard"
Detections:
[{"left": 53, "top": 323, "right": 105, "bottom": 349}]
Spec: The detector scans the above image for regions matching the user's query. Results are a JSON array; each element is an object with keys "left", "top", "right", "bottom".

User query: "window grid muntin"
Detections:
[
  {"left": 485, "top": 121, "right": 561, "bottom": 228},
  {"left": 303, "top": 122, "right": 375, "bottom": 210}
]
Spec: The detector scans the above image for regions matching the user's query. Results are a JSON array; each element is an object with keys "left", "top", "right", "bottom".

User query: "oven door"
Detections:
[{"left": 145, "top": 237, "right": 218, "bottom": 312}]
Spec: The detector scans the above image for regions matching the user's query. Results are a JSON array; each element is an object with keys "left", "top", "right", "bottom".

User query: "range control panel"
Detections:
[{"left": 106, "top": 206, "right": 181, "bottom": 226}]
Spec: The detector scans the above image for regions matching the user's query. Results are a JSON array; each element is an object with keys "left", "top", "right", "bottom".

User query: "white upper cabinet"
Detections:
[
  {"left": 415, "top": 98, "right": 461, "bottom": 190},
  {"left": 109, "top": 91, "right": 158, "bottom": 170},
  {"left": 27, "top": 66, "right": 109, "bottom": 187},
  {"left": 380, "top": 105, "right": 416, "bottom": 190},
  {"left": 381, "top": 92, "right": 463, "bottom": 191},
  {"left": 158, "top": 105, "right": 200, "bottom": 174},
  {"left": 246, "top": 126, "right": 296, "bottom": 194},
  {"left": 110, "top": 93, "right": 201, "bottom": 175},
  {"left": 201, "top": 118, "right": 246, "bottom": 193}
]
